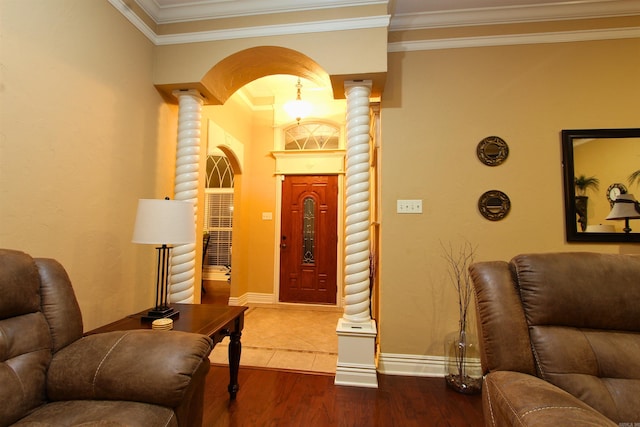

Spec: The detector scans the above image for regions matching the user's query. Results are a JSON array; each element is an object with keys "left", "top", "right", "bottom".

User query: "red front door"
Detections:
[{"left": 280, "top": 175, "right": 338, "bottom": 304}]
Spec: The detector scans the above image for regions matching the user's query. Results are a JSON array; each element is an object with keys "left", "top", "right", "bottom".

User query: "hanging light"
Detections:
[{"left": 284, "top": 77, "right": 312, "bottom": 125}]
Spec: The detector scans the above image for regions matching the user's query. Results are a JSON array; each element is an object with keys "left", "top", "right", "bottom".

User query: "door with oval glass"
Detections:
[{"left": 280, "top": 175, "right": 338, "bottom": 304}]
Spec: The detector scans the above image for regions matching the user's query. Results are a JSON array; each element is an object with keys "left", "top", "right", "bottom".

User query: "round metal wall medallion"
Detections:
[
  {"left": 478, "top": 190, "right": 511, "bottom": 221},
  {"left": 477, "top": 136, "right": 509, "bottom": 166}
]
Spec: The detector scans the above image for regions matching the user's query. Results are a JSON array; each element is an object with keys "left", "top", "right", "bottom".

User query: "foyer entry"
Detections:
[{"left": 279, "top": 175, "right": 338, "bottom": 304}]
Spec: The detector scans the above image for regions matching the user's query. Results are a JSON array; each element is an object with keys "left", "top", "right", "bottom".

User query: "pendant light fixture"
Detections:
[{"left": 284, "top": 77, "right": 312, "bottom": 125}]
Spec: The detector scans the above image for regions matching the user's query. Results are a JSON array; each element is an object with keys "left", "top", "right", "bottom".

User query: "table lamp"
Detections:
[
  {"left": 606, "top": 193, "right": 640, "bottom": 233},
  {"left": 132, "top": 198, "right": 195, "bottom": 321}
]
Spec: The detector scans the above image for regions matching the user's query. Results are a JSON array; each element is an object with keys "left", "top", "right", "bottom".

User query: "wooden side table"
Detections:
[{"left": 86, "top": 303, "right": 248, "bottom": 399}]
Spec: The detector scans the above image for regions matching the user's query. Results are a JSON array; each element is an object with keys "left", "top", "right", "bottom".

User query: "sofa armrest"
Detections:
[
  {"left": 47, "top": 330, "right": 213, "bottom": 408},
  {"left": 483, "top": 371, "right": 617, "bottom": 427}
]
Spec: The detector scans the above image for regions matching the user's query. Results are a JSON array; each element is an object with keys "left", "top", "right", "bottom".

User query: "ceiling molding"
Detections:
[
  {"left": 138, "top": 0, "right": 388, "bottom": 23},
  {"left": 388, "top": 26, "right": 640, "bottom": 52},
  {"left": 109, "top": 0, "right": 640, "bottom": 49},
  {"left": 390, "top": 0, "right": 640, "bottom": 31},
  {"left": 155, "top": 15, "right": 391, "bottom": 45},
  {"left": 109, "top": 0, "right": 159, "bottom": 42}
]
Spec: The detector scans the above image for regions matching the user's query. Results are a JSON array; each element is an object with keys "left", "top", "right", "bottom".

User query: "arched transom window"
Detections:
[{"left": 284, "top": 122, "right": 340, "bottom": 150}]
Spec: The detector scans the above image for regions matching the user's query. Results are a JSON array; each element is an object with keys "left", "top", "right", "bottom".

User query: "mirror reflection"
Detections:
[{"left": 562, "top": 128, "right": 640, "bottom": 242}]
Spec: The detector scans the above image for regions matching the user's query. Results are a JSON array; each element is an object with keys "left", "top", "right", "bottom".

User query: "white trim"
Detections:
[
  {"left": 108, "top": 0, "right": 158, "bottom": 42},
  {"left": 109, "top": 1, "right": 390, "bottom": 45},
  {"left": 377, "top": 352, "right": 482, "bottom": 377},
  {"left": 272, "top": 150, "right": 346, "bottom": 175},
  {"left": 228, "top": 292, "right": 276, "bottom": 306},
  {"left": 334, "top": 364, "right": 379, "bottom": 388},
  {"left": 388, "top": 26, "right": 640, "bottom": 52},
  {"left": 138, "top": 0, "right": 387, "bottom": 23},
  {"left": 112, "top": 0, "right": 640, "bottom": 48},
  {"left": 202, "top": 268, "right": 230, "bottom": 281},
  {"left": 390, "top": 0, "right": 640, "bottom": 31},
  {"left": 155, "top": 15, "right": 390, "bottom": 45}
]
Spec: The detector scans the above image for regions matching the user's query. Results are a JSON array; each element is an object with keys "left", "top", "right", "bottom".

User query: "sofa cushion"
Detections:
[
  {"left": 512, "top": 252, "right": 640, "bottom": 330},
  {"left": 0, "top": 250, "right": 52, "bottom": 426},
  {"left": 13, "top": 400, "right": 178, "bottom": 427},
  {"left": 0, "top": 249, "right": 40, "bottom": 319},
  {"left": 511, "top": 253, "right": 640, "bottom": 423},
  {"left": 35, "top": 258, "right": 83, "bottom": 353}
]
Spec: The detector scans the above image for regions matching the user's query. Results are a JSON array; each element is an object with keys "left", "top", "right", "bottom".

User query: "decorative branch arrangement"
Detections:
[{"left": 441, "top": 241, "right": 482, "bottom": 394}]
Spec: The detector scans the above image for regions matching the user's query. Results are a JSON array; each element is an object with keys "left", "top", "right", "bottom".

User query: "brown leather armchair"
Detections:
[
  {"left": 0, "top": 249, "right": 213, "bottom": 427},
  {"left": 470, "top": 252, "right": 640, "bottom": 427}
]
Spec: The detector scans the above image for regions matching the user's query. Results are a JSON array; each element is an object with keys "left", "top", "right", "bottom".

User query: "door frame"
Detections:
[{"left": 272, "top": 152, "right": 345, "bottom": 307}]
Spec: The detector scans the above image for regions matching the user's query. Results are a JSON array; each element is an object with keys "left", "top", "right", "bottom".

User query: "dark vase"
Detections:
[{"left": 575, "top": 196, "right": 588, "bottom": 231}]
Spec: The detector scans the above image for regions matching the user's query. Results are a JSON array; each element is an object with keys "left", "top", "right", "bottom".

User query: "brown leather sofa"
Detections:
[
  {"left": 0, "top": 249, "right": 213, "bottom": 427},
  {"left": 470, "top": 252, "right": 640, "bottom": 427}
]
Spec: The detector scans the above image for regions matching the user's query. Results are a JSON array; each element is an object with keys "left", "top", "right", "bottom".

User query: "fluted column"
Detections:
[
  {"left": 343, "top": 83, "right": 372, "bottom": 323},
  {"left": 170, "top": 90, "right": 203, "bottom": 303}
]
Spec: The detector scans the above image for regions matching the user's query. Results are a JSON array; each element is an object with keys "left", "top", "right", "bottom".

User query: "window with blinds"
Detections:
[
  {"left": 204, "top": 190, "right": 233, "bottom": 268},
  {"left": 204, "top": 154, "right": 234, "bottom": 273}
]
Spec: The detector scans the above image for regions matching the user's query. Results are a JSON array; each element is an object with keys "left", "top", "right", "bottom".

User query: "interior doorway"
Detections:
[{"left": 279, "top": 175, "right": 338, "bottom": 304}]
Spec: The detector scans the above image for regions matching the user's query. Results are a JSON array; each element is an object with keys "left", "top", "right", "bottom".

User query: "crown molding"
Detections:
[
  {"left": 155, "top": 15, "right": 390, "bottom": 45},
  {"left": 109, "top": 0, "right": 159, "bottom": 41},
  {"left": 390, "top": 0, "right": 640, "bottom": 31},
  {"left": 138, "top": 0, "right": 388, "bottom": 23},
  {"left": 388, "top": 26, "right": 640, "bottom": 52},
  {"left": 110, "top": 0, "right": 639, "bottom": 49},
  {"left": 108, "top": 1, "right": 390, "bottom": 45}
]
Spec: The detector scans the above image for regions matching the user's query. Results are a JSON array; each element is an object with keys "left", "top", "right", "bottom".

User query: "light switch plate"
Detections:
[{"left": 397, "top": 199, "right": 423, "bottom": 214}]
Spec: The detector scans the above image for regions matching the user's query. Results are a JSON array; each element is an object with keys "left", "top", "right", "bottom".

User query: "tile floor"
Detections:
[{"left": 209, "top": 307, "right": 342, "bottom": 374}]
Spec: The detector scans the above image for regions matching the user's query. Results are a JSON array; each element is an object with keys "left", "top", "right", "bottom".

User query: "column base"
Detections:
[{"left": 335, "top": 318, "right": 378, "bottom": 388}]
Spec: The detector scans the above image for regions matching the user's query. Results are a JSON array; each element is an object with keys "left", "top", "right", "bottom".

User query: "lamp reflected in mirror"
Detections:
[{"left": 606, "top": 194, "right": 640, "bottom": 233}]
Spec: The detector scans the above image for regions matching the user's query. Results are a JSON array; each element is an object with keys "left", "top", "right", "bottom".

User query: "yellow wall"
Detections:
[
  {"left": 154, "top": 28, "right": 388, "bottom": 96},
  {"left": 380, "top": 38, "right": 640, "bottom": 355},
  {"left": 2, "top": 0, "right": 640, "bottom": 362},
  {"left": 0, "top": 0, "right": 177, "bottom": 330}
]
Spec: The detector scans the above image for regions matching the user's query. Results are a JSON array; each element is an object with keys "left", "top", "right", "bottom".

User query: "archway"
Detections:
[
  {"left": 202, "top": 46, "right": 331, "bottom": 105},
  {"left": 167, "top": 46, "right": 377, "bottom": 387}
]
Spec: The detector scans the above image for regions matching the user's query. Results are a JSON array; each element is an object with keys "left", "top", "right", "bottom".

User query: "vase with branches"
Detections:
[{"left": 442, "top": 241, "right": 482, "bottom": 394}]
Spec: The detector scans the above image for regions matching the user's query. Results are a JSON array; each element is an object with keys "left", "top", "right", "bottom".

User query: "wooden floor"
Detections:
[
  {"left": 203, "top": 365, "right": 484, "bottom": 427},
  {"left": 201, "top": 279, "right": 484, "bottom": 426},
  {"left": 201, "top": 280, "right": 230, "bottom": 305}
]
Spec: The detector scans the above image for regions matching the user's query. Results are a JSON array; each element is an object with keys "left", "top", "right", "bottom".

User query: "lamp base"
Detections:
[{"left": 142, "top": 306, "right": 180, "bottom": 322}]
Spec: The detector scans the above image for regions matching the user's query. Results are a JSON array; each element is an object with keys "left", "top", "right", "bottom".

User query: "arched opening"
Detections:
[{"left": 202, "top": 46, "right": 331, "bottom": 105}]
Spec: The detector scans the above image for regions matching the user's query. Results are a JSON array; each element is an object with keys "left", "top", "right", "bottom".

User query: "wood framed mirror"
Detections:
[{"left": 562, "top": 128, "right": 640, "bottom": 242}]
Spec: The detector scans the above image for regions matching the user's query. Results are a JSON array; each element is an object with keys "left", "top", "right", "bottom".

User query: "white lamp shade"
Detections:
[
  {"left": 132, "top": 199, "right": 196, "bottom": 245},
  {"left": 606, "top": 194, "right": 640, "bottom": 220}
]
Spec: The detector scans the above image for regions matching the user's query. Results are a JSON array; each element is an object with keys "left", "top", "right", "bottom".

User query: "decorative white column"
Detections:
[
  {"left": 335, "top": 81, "right": 378, "bottom": 388},
  {"left": 170, "top": 90, "right": 203, "bottom": 303}
]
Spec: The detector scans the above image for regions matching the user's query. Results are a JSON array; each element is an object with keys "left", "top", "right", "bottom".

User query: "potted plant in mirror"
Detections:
[
  {"left": 628, "top": 170, "right": 640, "bottom": 189},
  {"left": 441, "top": 241, "right": 482, "bottom": 394},
  {"left": 574, "top": 175, "right": 599, "bottom": 231}
]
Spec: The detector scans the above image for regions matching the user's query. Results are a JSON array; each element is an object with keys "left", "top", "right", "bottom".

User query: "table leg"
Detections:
[{"left": 228, "top": 329, "right": 241, "bottom": 399}]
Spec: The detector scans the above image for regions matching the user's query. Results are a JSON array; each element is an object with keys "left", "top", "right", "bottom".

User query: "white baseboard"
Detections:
[
  {"left": 377, "top": 353, "right": 481, "bottom": 377},
  {"left": 222, "top": 299, "right": 479, "bottom": 380},
  {"left": 377, "top": 353, "right": 446, "bottom": 377},
  {"left": 228, "top": 292, "right": 275, "bottom": 306},
  {"left": 202, "top": 269, "right": 229, "bottom": 281}
]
